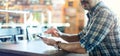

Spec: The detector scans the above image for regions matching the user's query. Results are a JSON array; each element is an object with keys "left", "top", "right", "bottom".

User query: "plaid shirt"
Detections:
[{"left": 78, "top": 1, "right": 120, "bottom": 56}]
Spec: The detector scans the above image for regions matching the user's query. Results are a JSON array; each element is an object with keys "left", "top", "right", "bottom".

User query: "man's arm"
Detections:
[
  {"left": 58, "top": 42, "right": 86, "bottom": 54},
  {"left": 59, "top": 33, "right": 80, "bottom": 42},
  {"left": 44, "top": 27, "right": 80, "bottom": 42},
  {"left": 42, "top": 37, "right": 86, "bottom": 53}
]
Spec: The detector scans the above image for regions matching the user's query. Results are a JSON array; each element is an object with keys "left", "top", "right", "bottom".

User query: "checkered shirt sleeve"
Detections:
[{"left": 79, "top": 8, "right": 114, "bottom": 53}]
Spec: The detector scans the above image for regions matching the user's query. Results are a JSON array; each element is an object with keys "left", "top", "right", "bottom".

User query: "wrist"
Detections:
[{"left": 54, "top": 41, "right": 61, "bottom": 50}]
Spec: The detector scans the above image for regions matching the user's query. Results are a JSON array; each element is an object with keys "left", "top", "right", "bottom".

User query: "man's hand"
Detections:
[
  {"left": 42, "top": 37, "right": 57, "bottom": 46},
  {"left": 44, "top": 27, "right": 60, "bottom": 37}
]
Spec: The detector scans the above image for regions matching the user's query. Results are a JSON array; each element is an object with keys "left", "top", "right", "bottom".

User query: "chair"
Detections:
[{"left": 0, "top": 27, "right": 23, "bottom": 43}]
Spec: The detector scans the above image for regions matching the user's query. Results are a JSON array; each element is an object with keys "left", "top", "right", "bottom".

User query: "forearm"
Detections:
[
  {"left": 58, "top": 42, "right": 86, "bottom": 54},
  {"left": 59, "top": 33, "right": 79, "bottom": 42}
]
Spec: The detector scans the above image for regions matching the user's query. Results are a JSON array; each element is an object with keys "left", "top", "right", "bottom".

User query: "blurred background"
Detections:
[{"left": 0, "top": 0, "right": 120, "bottom": 42}]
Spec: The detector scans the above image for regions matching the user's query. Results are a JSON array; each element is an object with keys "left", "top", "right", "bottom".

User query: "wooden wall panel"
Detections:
[{"left": 64, "top": 0, "right": 85, "bottom": 34}]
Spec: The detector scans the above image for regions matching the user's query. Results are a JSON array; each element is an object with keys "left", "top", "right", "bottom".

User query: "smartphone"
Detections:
[{"left": 36, "top": 35, "right": 43, "bottom": 39}]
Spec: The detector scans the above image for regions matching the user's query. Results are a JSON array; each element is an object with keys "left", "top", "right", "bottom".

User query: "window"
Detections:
[{"left": 103, "top": 0, "right": 120, "bottom": 23}]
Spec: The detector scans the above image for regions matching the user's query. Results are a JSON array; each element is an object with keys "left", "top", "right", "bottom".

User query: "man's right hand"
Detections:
[{"left": 44, "top": 27, "right": 61, "bottom": 37}]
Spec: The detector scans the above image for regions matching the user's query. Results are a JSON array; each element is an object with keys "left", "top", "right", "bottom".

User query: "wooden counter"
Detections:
[{"left": 0, "top": 39, "right": 88, "bottom": 56}]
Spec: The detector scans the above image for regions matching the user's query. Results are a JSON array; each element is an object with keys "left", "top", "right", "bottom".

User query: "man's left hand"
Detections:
[{"left": 42, "top": 37, "right": 57, "bottom": 46}]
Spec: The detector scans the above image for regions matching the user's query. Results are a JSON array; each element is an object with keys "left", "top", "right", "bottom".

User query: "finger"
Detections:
[
  {"left": 43, "top": 39, "right": 52, "bottom": 45},
  {"left": 45, "top": 27, "right": 56, "bottom": 32},
  {"left": 53, "top": 31, "right": 59, "bottom": 36},
  {"left": 42, "top": 38, "right": 50, "bottom": 44},
  {"left": 44, "top": 30, "right": 51, "bottom": 33},
  {"left": 42, "top": 38, "right": 49, "bottom": 41}
]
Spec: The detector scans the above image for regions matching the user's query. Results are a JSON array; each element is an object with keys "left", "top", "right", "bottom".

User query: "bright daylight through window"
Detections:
[{"left": 103, "top": 0, "right": 120, "bottom": 23}]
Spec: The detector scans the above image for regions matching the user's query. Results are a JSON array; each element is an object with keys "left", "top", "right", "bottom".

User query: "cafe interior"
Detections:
[{"left": 0, "top": 0, "right": 120, "bottom": 56}]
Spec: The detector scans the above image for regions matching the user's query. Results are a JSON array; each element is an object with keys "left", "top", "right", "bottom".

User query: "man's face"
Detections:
[{"left": 81, "top": 0, "right": 90, "bottom": 10}]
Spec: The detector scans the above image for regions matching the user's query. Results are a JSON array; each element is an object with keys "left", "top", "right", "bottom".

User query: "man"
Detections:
[{"left": 41, "top": 0, "right": 120, "bottom": 56}]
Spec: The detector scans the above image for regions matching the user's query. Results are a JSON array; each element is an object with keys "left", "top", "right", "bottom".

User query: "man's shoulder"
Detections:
[
  {"left": 97, "top": 2, "right": 115, "bottom": 15},
  {"left": 97, "top": 5, "right": 114, "bottom": 16}
]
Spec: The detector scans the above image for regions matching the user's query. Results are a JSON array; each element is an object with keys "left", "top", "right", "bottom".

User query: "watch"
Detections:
[{"left": 54, "top": 41, "right": 61, "bottom": 50}]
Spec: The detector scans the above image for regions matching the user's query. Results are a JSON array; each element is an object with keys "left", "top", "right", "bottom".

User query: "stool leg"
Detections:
[{"left": 12, "top": 35, "right": 18, "bottom": 44}]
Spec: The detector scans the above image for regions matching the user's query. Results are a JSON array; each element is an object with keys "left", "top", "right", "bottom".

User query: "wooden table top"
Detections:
[
  {"left": 0, "top": 38, "right": 88, "bottom": 56},
  {"left": 0, "top": 39, "right": 65, "bottom": 56}
]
